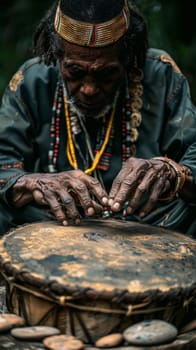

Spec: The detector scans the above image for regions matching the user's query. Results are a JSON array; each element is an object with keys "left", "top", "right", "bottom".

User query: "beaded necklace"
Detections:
[
  {"left": 48, "top": 81, "right": 63, "bottom": 173},
  {"left": 64, "top": 94, "right": 115, "bottom": 175},
  {"left": 48, "top": 68, "right": 143, "bottom": 174}
]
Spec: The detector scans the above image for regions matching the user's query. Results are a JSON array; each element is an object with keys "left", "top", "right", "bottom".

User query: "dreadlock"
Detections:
[
  {"left": 33, "top": 1, "right": 62, "bottom": 65},
  {"left": 33, "top": 0, "right": 148, "bottom": 69},
  {"left": 125, "top": 0, "right": 149, "bottom": 68}
]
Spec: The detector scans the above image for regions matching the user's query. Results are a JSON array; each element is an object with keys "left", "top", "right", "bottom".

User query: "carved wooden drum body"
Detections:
[{"left": 0, "top": 219, "right": 195, "bottom": 344}]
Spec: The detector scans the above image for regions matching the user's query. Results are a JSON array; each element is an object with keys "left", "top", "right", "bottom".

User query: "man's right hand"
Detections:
[{"left": 11, "top": 170, "right": 108, "bottom": 225}]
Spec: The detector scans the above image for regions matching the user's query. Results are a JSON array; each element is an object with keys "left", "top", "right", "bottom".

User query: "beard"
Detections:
[
  {"left": 69, "top": 101, "right": 112, "bottom": 120},
  {"left": 66, "top": 90, "right": 120, "bottom": 120}
]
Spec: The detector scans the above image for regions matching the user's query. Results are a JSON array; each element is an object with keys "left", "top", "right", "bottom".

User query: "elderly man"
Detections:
[{"left": 0, "top": 0, "right": 196, "bottom": 236}]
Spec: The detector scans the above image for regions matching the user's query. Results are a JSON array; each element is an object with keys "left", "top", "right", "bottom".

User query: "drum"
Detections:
[{"left": 0, "top": 219, "right": 195, "bottom": 344}]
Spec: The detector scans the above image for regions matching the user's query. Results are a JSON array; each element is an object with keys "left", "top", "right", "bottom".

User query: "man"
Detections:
[{"left": 0, "top": 0, "right": 196, "bottom": 236}]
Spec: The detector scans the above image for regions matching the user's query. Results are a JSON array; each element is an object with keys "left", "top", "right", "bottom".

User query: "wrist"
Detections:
[{"left": 153, "top": 157, "right": 189, "bottom": 201}]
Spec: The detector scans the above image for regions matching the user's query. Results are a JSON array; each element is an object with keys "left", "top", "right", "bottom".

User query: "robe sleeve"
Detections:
[
  {"left": 0, "top": 67, "right": 36, "bottom": 203},
  {"left": 158, "top": 55, "right": 196, "bottom": 182}
]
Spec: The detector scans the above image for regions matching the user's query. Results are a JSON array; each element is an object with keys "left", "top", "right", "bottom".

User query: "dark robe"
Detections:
[{"left": 0, "top": 48, "right": 196, "bottom": 237}]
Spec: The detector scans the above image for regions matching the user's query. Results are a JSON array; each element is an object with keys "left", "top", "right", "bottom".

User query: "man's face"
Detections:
[{"left": 60, "top": 40, "right": 127, "bottom": 118}]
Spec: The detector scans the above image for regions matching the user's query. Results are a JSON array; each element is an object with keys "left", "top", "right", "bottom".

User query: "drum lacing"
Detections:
[
  {"left": 2, "top": 275, "right": 181, "bottom": 317},
  {"left": 1, "top": 271, "right": 181, "bottom": 316},
  {"left": 61, "top": 302, "right": 178, "bottom": 317}
]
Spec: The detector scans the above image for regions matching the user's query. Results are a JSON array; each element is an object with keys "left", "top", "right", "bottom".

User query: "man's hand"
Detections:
[
  {"left": 108, "top": 157, "right": 176, "bottom": 217},
  {"left": 11, "top": 170, "right": 108, "bottom": 225}
]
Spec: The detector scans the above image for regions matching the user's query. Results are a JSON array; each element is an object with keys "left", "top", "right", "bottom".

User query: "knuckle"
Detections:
[
  {"left": 64, "top": 197, "right": 73, "bottom": 205},
  {"left": 74, "top": 169, "right": 84, "bottom": 177},
  {"left": 113, "top": 178, "right": 121, "bottom": 186},
  {"left": 137, "top": 184, "right": 147, "bottom": 193},
  {"left": 90, "top": 179, "right": 100, "bottom": 186},
  {"left": 123, "top": 179, "right": 133, "bottom": 186},
  {"left": 52, "top": 204, "right": 62, "bottom": 211},
  {"left": 125, "top": 156, "right": 134, "bottom": 164},
  {"left": 75, "top": 184, "right": 86, "bottom": 192},
  {"left": 83, "top": 199, "right": 92, "bottom": 207}
]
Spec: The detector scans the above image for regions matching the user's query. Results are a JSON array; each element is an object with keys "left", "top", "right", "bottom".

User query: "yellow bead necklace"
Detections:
[{"left": 64, "top": 96, "right": 115, "bottom": 175}]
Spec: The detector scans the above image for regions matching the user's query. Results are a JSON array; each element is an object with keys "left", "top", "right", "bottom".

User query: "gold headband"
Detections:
[{"left": 54, "top": 2, "right": 130, "bottom": 47}]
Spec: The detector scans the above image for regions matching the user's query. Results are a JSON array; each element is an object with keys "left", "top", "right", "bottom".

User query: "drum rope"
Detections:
[
  {"left": 3, "top": 275, "right": 182, "bottom": 317},
  {"left": 72, "top": 309, "right": 94, "bottom": 344}
]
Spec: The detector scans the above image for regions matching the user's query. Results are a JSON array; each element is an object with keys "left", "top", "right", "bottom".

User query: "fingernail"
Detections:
[
  {"left": 112, "top": 202, "right": 121, "bottom": 211},
  {"left": 87, "top": 207, "right": 95, "bottom": 216},
  {"left": 62, "top": 220, "right": 68, "bottom": 226},
  {"left": 108, "top": 199, "right": 113, "bottom": 206},
  {"left": 102, "top": 197, "right": 108, "bottom": 205}
]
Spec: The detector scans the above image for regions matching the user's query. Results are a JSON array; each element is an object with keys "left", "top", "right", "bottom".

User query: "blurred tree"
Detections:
[
  {"left": 0, "top": 0, "right": 196, "bottom": 101},
  {"left": 0, "top": 1, "right": 52, "bottom": 95},
  {"left": 136, "top": 0, "right": 196, "bottom": 100}
]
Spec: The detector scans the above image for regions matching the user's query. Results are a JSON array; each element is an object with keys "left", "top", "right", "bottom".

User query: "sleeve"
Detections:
[
  {"left": 0, "top": 68, "right": 37, "bottom": 203},
  {"left": 160, "top": 57, "right": 196, "bottom": 183}
]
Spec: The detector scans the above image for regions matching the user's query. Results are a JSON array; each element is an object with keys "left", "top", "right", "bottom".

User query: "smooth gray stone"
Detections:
[
  {"left": 123, "top": 320, "right": 178, "bottom": 346},
  {"left": 11, "top": 326, "right": 60, "bottom": 341}
]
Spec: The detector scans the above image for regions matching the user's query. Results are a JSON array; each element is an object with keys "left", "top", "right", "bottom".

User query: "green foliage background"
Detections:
[{"left": 0, "top": 0, "right": 196, "bottom": 101}]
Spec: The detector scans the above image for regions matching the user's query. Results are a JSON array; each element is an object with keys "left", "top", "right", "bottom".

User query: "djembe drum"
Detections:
[{"left": 0, "top": 219, "right": 195, "bottom": 345}]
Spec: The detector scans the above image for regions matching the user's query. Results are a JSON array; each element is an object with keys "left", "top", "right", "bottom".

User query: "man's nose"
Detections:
[{"left": 80, "top": 78, "right": 99, "bottom": 96}]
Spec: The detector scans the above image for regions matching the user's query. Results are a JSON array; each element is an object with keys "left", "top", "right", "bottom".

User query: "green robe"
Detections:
[{"left": 0, "top": 48, "right": 196, "bottom": 236}]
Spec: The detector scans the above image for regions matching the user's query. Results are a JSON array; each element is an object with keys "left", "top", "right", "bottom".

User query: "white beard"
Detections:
[
  {"left": 69, "top": 102, "right": 113, "bottom": 120},
  {"left": 64, "top": 85, "right": 120, "bottom": 120}
]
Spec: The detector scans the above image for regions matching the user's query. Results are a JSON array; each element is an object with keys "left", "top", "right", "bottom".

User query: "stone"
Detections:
[
  {"left": 11, "top": 326, "right": 60, "bottom": 341},
  {"left": 1, "top": 313, "right": 25, "bottom": 327},
  {"left": 0, "top": 313, "right": 25, "bottom": 333},
  {"left": 0, "top": 314, "right": 12, "bottom": 332},
  {"left": 43, "top": 335, "right": 84, "bottom": 350},
  {"left": 95, "top": 333, "right": 123, "bottom": 348},
  {"left": 123, "top": 320, "right": 178, "bottom": 346}
]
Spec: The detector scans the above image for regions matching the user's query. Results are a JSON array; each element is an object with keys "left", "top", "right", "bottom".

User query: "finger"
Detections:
[
  {"left": 108, "top": 160, "right": 146, "bottom": 207},
  {"left": 68, "top": 180, "right": 98, "bottom": 215},
  {"left": 110, "top": 174, "right": 139, "bottom": 212},
  {"left": 108, "top": 177, "right": 123, "bottom": 206},
  {"left": 42, "top": 189, "right": 68, "bottom": 225},
  {"left": 111, "top": 179, "right": 137, "bottom": 212},
  {"left": 138, "top": 176, "right": 166, "bottom": 217},
  {"left": 57, "top": 189, "right": 81, "bottom": 221},
  {"left": 33, "top": 190, "right": 47, "bottom": 205},
  {"left": 91, "top": 200, "right": 103, "bottom": 215},
  {"left": 79, "top": 174, "right": 108, "bottom": 205},
  {"left": 125, "top": 169, "right": 160, "bottom": 214}
]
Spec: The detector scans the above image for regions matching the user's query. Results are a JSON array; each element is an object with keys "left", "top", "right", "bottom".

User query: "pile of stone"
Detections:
[{"left": 0, "top": 314, "right": 196, "bottom": 350}]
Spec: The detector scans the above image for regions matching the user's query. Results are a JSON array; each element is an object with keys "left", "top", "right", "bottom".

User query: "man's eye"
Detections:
[
  {"left": 96, "top": 67, "right": 117, "bottom": 80},
  {"left": 67, "top": 66, "right": 85, "bottom": 79}
]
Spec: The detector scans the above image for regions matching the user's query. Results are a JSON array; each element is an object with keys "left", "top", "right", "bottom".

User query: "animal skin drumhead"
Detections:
[{"left": 0, "top": 219, "right": 195, "bottom": 294}]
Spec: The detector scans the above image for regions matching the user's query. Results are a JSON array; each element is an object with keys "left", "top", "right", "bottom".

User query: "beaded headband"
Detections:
[{"left": 54, "top": 2, "right": 131, "bottom": 47}]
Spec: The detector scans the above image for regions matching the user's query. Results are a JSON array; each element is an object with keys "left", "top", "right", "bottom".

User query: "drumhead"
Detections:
[{"left": 0, "top": 219, "right": 195, "bottom": 297}]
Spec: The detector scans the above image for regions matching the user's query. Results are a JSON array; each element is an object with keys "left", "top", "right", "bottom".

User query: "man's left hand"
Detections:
[{"left": 108, "top": 157, "right": 176, "bottom": 217}]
